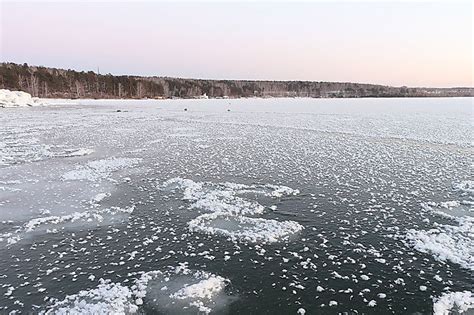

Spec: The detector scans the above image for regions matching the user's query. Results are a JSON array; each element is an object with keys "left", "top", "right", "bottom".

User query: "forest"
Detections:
[{"left": 1, "top": 62, "right": 472, "bottom": 99}]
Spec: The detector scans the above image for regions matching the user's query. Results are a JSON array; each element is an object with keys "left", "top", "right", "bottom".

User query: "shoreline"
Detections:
[
  {"left": 38, "top": 95, "right": 474, "bottom": 102},
  {"left": 2, "top": 63, "right": 472, "bottom": 100}
]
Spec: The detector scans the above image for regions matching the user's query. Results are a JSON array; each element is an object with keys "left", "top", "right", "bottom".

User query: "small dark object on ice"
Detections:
[
  {"left": 184, "top": 108, "right": 188, "bottom": 111},
  {"left": 227, "top": 109, "right": 231, "bottom": 112},
  {"left": 116, "top": 109, "right": 122, "bottom": 112}
]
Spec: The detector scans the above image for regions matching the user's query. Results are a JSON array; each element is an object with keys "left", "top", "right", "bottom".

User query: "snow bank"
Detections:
[
  {"left": 0, "top": 89, "right": 44, "bottom": 107},
  {"left": 161, "top": 178, "right": 303, "bottom": 244},
  {"left": 433, "top": 291, "right": 474, "bottom": 315}
]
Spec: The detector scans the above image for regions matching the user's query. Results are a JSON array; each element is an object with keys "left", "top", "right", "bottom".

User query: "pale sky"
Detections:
[{"left": 0, "top": 1, "right": 472, "bottom": 87}]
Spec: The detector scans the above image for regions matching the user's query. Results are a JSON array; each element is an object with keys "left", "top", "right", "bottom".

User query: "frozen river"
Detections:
[{"left": 0, "top": 97, "right": 472, "bottom": 314}]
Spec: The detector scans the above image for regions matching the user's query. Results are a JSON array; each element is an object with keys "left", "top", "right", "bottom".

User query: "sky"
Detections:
[{"left": 0, "top": 1, "right": 472, "bottom": 87}]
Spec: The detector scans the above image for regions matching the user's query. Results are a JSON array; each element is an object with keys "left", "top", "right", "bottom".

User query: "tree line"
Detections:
[{"left": 0, "top": 62, "right": 471, "bottom": 99}]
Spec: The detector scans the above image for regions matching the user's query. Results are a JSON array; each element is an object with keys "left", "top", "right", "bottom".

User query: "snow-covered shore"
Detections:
[{"left": 0, "top": 89, "right": 45, "bottom": 107}]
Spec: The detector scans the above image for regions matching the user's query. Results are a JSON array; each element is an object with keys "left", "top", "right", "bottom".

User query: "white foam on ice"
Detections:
[
  {"left": 161, "top": 178, "right": 303, "bottom": 243},
  {"left": 188, "top": 213, "right": 304, "bottom": 243},
  {"left": 40, "top": 279, "right": 137, "bottom": 315},
  {"left": 0, "top": 89, "right": 45, "bottom": 107},
  {"left": 62, "top": 158, "right": 141, "bottom": 181},
  {"left": 433, "top": 291, "right": 474, "bottom": 315}
]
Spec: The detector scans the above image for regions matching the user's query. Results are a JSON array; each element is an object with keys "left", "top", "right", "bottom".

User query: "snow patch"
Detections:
[
  {"left": 162, "top": 177, "right": 298, "bottom": 216},
  {"left": 62, "top": 158, "right": 141, "bottom": 181},
  {"left": 453, "top": 180, "right": 474, "bottom": 195},
  {"left": 60, "top": 148, "right": 95, "bottom": 157},
  {"left": 405, "top": 216, "right": 473, "bottom": 270},
  {"left": 0, "top": 205, "right": 135, "bottom": 245},
  {"left": 162, "top": 178, "right": 303, "bottom": 243},
  {"left": 132, "top": 263, "right": 234, "bottom": 314},
  {"left": 433, "top": 291, "right": 474, "bottom": 315},
  {"left": 41, "top": 279, "right": 137, "bottom": 315},
  {"left": 405, "top": 182, "right": 474, "bottom": 271},
  {"left": 91, "top": 192, "right": 110, "bottom": 204},
  {"left": 42, "top": 264, "right": 233, "bottom": 314},
  {"left": 188, "top": 213, "right": 304, "bottom": 244}
]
